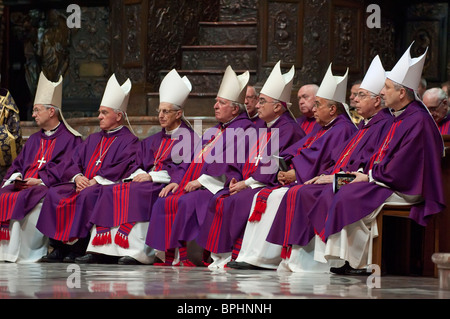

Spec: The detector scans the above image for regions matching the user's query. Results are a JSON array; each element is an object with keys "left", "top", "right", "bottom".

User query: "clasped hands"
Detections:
[
  {"left": 158, "top": 180, "right": 200, "bottom": 198},
  {"left": 158, "top": 177, "right": 249, "bottom": 198},
  {"left": 74, "top": 175, "right": 97, "bottom": 192}
]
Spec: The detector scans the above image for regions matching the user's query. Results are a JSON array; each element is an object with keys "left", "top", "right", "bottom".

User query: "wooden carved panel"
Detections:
[
  {"left": 260, "top": 0, "right": 303, "bottom": 68},
  {"left": 406, "top": 2, "right": 448, "bottom": 82},
  {"left": 220, "top": 0, "right": 258, "bottom": 22},
  {"left": 329, "top": 0, "right": 363, "bottom": 73},
  {"left": 122, "top": 0, "right": 147, "bottom": 68}
]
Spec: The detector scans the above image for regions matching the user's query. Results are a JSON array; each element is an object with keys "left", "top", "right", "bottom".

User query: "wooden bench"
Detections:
[{"left": 372, "top": 204, "right": 439, "bottom": 277}]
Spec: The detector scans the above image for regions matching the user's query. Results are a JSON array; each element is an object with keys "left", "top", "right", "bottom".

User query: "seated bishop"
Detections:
[
  {"left": 196, "top": 61, "right": 306, "bottom": 268},
  {"left": 0, "top": 72, "right": 82, "bottom": 263},
  {"left": 76, "top": 69, "right": 197, "bottom": 265},
  {"left": 229, "top": 62, "right": 360, "bottom": 270},
  {"left": 145, "top": 65, "right": 254, "bottom": 266},
  {"left": 265, "top": 56, "right": 393, "bottom": 273},
  {"left": 37, "top": 74, "right": 140, "bottom": 263},
  {"left": 312, "top": 44, "right": 445, "bottom": 275}
]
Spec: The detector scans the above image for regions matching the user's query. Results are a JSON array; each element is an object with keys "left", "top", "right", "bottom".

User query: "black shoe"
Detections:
[
  {"left": 63, "top": 252, "right": 82, "bottom": 263},
  {"left": 75, "top": 253, "right": 102, "bottom": 264},
  {"left": 118, "top": 256, "right": 142, "bottom": 265},
  {"left": 39, "top": 249, "right": 67, "bottom": 263},
  {"left": 330, "top": 261, "right": 369, "bottom": 276},
  {"left": 226, "top": 261, "right": 239, "bottom": 268}
]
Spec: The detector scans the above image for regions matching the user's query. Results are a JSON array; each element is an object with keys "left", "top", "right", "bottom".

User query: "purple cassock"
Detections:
[
  {"left": 196, "top": 112, "right": 306, "bottom": 255},
  {"left": 36, "top": 126, "right": 139, "bottom": 243},
  {"left": 438, "top": 116, "right": 450, "bottom": 135},
  {"left": 297, "top": 115, "right": 322, "bottom": 135},
  {"left": 250, "top": 114, "right": 265, "bottom": 128},
  {"left": 266, "top": 108, "right": 393, "bottom": 255},
  {"left": 86, "top": 122, "right": 196, "bottom": 248},
  {"left": 145, "top": 112, "right": 254, "bottom": 261},
  {"left": 0, "top": 123, "right": 82, "bottom": 240},
  {"left": 320, "top": 101, "right": 445, "bottom": 240}
]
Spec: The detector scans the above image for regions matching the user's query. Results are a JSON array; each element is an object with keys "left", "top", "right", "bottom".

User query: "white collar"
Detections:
[
  {"left": 165, "top": 123, "right": 181, "bottom": 135},
  {"left": 106, "top": 125, "right": 123, "bottom": 133},
  {"left": 266, "top": 116, "right": 280, "bottom": 128},
  {"left": 44, "top": 122, "right": 61, "bottom": 136}
]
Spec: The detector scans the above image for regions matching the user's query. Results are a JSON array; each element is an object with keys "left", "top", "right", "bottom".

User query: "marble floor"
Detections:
[{"left": 1, "top": 262, "right": 449, "bottom": 301}]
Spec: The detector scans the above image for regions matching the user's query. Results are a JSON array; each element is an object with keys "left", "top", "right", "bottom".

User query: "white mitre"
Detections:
[
  {"left": 386, "top": 42, "right": 427, "bottom": 94},
  {"left": 260, "top": 60, "right": 295, "bottom": 105},
  {"left": 34, "top": 72, "right": 81, "bottom": 137},
  {"left": 360, "top": 55, "right": 386, "bottom": 95},
  {"left": 317, "top": 63, "right": 349, "bottom": 104},
  {"left": 217, "top": 66, "right": 249, "bottom": 105},
  {"left": 100, "top": 74, "right": 132, "bottom": 113},
  {"left": 159, "top": 69, "right": 193, "bottom": 128},
  {"left": 316, "top": 63, "right": 353, "bottom": 125},
  {"left": 159, "top": 69, "right": 192, "bottom": 107}
]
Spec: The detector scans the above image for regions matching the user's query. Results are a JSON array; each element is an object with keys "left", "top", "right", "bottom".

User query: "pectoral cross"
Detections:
[
  {"left": 254, "top": 154, "right": 263, "bottom": 166},
  {"left": 95, "top": 157, "right": 102, "bottom": 166},
  {"left": 37, "top": 156, "right": 47, "bottom": 168}
]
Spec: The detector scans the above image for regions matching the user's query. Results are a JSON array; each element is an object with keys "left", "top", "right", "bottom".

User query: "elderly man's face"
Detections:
[
  {"left": 423, "top": 95, "right": 448, "bottom": 124},
  {"left": 349, "top": 84, "right": 360, "bottom": 108},
  {"left": 256, "top": 93, "right": 280, "bottom": 123},
  {"left": 312, "top": 97, "right": 335, "bottom": 126},
  {"left": 157, "top": 102, "right": 182, "bottom": 131},
  {"left": 98, "top": 105, "right": 122, "bottom": 131},
  {"left": 32, "top": 104, "right": 53, "bottom": 128},
  {"left": 354, "top": 89, "right": 381, "bottom": 119},
  {"left": 245, "top": 87, "right": 258, "bottom": 117},
  {"left": 297, "top": 85, "right": 316, "bottom": 117},
  {"left": 214, "top": 97, "right": 238, "bottom": 123},
  {"left": 380, "top": 79, "right": 402, "bottom": 109}
]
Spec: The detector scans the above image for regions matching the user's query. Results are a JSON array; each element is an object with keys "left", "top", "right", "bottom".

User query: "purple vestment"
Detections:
[
  {"left": 321, "top": 101, "right": 445, "bottom": 240},
  {"left": 266, "top": 108, "right": 393, "bottom": 249},
  {"left": 438, "top": 116, "right": 450, "bottom": 135},
  {"left": 250, "top": 115, "right": 265, "bottom": 128},
  {"left": 297, "top": 115, "right": 321, "bottom": 135},
  {"left": 36, "top": 126, "right": 139, "bottom": 242},
  {"left": 145, "top": 112, "right": 254, "bottom": 254},
  {"left": 196, "top": 112, "right": 306, "bottom": 254},
  {"left": 0, "top": 123, "right": 81, "bottom": 232},
  {"left": 88, "top": 122, "right": 196, "bottom": 229}
]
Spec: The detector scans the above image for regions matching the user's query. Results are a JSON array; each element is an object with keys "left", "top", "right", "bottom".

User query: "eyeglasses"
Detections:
[
  {"left": 428, "top": 99, "right": 446, "bottom": 113},
  {"left": 356, "top": 92, "right": 377, "bottom": 99},
  {"left": 156, "top": 108, "right": 178, "bottom": 115},
  {"left": 258, "top": 98, "right": 279, "bottom": 106},
  {"left": 32, "top": 107, "right": 46, "bottom": 115}
]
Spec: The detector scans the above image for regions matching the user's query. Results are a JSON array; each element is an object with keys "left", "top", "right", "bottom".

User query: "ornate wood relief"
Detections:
[
  {"left": 220, "top": 0, "right": 258, "bottom": 21},
  {"left": 329, "top": 0, "right": 363, "bottom": 73},
  {"left": 366, "top": 17, "right": 396, "bottom": 72},
  {"left": 296, "top": 0, "right": 328, "bottom": 85},
  {"left": 122, "top": 1, "right": 146, "bottom": 68},
  {"left": 145, "top": 0, "right": 220, "bottom": 90},
  {"left": 65, "top": 6, "right": 110, "bottom": 101},
  {"left": 260, "top": 0, "right": 303, "bottom": 68},
  {"left": 406, "top": 2, "right": 448, "bottom": 82}
]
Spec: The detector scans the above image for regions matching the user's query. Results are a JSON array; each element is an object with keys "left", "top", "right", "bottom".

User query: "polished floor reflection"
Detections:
[{"left": 1, "top": 262, "right": 449, "bottom": 300}]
